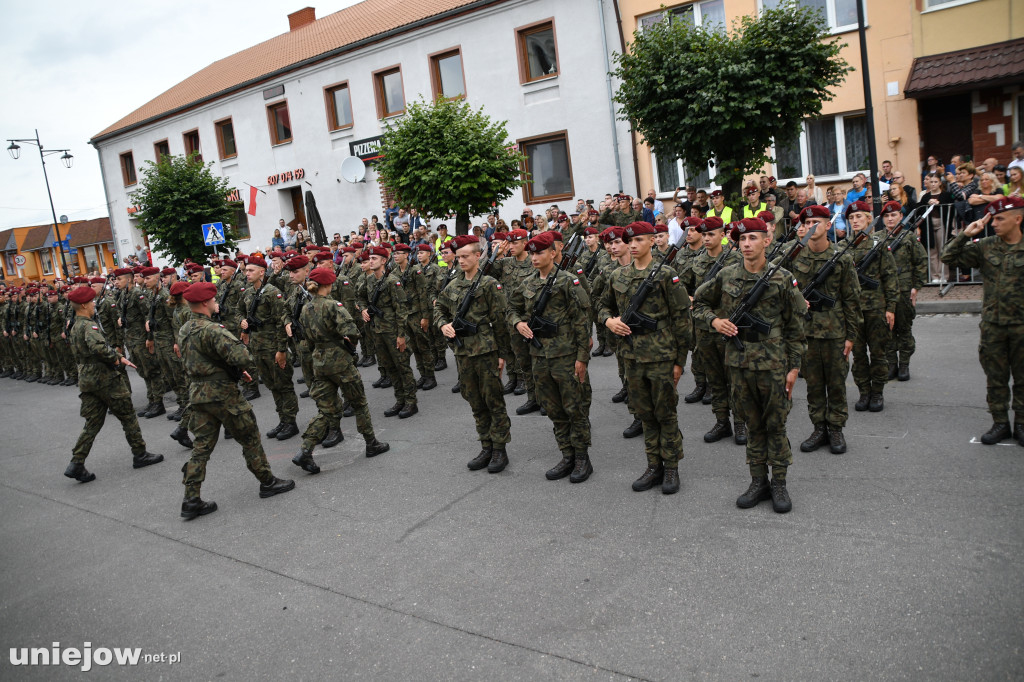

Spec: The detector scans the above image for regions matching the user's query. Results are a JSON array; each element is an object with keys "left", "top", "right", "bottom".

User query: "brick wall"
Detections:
[{"left": 970, "top": 87, "right": 1016, "bottom": 165}]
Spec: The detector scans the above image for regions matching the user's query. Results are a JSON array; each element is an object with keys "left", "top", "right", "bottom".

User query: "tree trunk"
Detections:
[{"left": 455, "top": 211, "right": 471, "bottom": 236}]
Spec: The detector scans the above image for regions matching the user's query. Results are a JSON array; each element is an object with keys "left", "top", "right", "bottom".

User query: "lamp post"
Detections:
[{"left": 6, "top": 129, "right": 74, "bottom": 279}]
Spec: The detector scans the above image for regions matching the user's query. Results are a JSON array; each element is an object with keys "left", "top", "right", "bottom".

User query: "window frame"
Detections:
[
  {"left": 639, "top": 0, "right": 726, "bottom": 32},
  {"left": 772, "top": 111, "right": 870, "bottom": 184},
  {"left": 518, "top": 130, "right": 575, "bottom": 204},
  {"left": 429, "top": 47, "right": 467, "bottom": 101},
  {"left": 650, "top": 152, "right": 719, "bottom": 198},
  {"left": 372, "top": 65, "right": 406, "bottom": 119},
  {"left": 153, "top": 139, "right": 170, "bottom": 162},
  {"left": 266, "top": 100, "right": 293, "bottom": 146},
  {"left": 921, "top": 0, "right": 981, "bottom": 12},
  {"left": 214, "top": 117, "right": 238, "bottom": 160},
  {"left": 323, "top": 81, "right": 355, "bottom": 131},
  {"left": 756, "top": 0, "right": 863, "bottom": 34},
  {"left": 514, "top": 18, "right": 560, "bottom": 85},
  {"left": 119, "top": 151, "right": 137, "bottom": 187},
  {"left": 39, "top": 249, "right": 54, "bottom": 276},
  {"left": 183, "top": 129, "right": 202, "bottom": 162}
]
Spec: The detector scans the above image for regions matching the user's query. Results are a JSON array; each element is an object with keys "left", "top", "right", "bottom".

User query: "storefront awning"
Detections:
[{"left": 905, "top": 37, "right": 1024, "bottom": 98}]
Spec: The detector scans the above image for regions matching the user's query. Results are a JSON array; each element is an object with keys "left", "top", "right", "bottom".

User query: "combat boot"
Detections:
[
  {"left": 420, "top": 377, "right": 437, "bottom": 391},
  {"left": 898, "top": 363, "right": 910, "bottom": 382},
  {"left": 1015, "top": 423, "right": 1024, "bottom": 447},
  {"left": 275, "top": 422, "right": 299, "bottom": 440},
  {"left": 0, "top": 369, "right": 10, "bottom": 378},
  {"left": 433, "top": 357, "right": 447, "bottom": 372},
  {"left": 502, "top": 376, "right": 516, "bottom": 394},
  {"left": 170, "top": 425, "right": 194, "bottom": 449},
  {"left": 167, "top": 405, "right": 184, "bottom": 421},
  {"left": 321, "top": 428, "right": 344, "bottom": 448},
  {"left": 854, "top": 392, "right": 870, "bottom": 412},
  {"left": 592, "top": 343, "right": 606, "bottom": 357},
  {"left": 266, "top": 422, "right": 286, "bottom": 438},
  {"left": 398, "top": 404, "right": 418, "bottom": 419},
  {"left": 361, "top": 355, "right": 377, "bottom": 367},
  {"left": 259, "top": 477, "right": 296, "bottom": 498},
  {"left": 136, "top": 403, "right": 152, "bottom": 417},
  {"left": 981, "top": 422, "right": 1011, "bottom": 444},
  {"left": 132, "top": 451, "right": 164, "bottom": 469},
  {"left": 223, "top": 428, "right": 234, "bottom": 440},
  {"left": 379, "top": 375, "right": 393, "bottom": 389},
  {"left": 299, "top": 389, "right": 310, "bottom": 399},
  {"left": 622, "top": 418, "right": 643, "bottom": 438},
  {"left": 181, "top": 497, "right": 217, "bottom": 520},
  {"left": 770, "top": 478, "right": 792, "bottom": 513},
  {"left": 468, "top": 447, "right": 492, "bottom": 470},
  {"left": 661, "top": 468, "right": 680, "bottom": 495},
  {"left": 487, "top": 447, "right": 509, "bottom": 473},
  {"left": 516, "top": 398, "right": 541, "bottom": 415},
  {"left": 868, "top": 393, "right": 884, "bottom": 412},
  {"left": 887, "top": 362, "right": 898, "bottom": 381},
  {"left": 545, "top": 453, "right": 574, "bottom": 480},
  {"left": 683, "top": 382, "right": 707, "bottom": 404},
  {"left": 63, "top": 461, "right": 96, "bottom": 483},
  {"left": 631, "top": 465, "right": 664, "bottom": 492},
  {"left": 701, "top": 390, "right": 713, "bottom": 405},
  {"left": 143, "top": 401, "right": 165, "bottom": 418},
  {"left": 611, "top": 386, "right": 628, "bottom": 403},
  {"left": 736, "top": 476, "right": 771, "bottom": 508},
  {"left": 343, "top": 404, "right": 355, "bottom": 418},
  {"left": 242, "top": 385, "right": 261, "bottom": 401},
  {"left": 24, "top": 374, "right": 38, "bottom": 383},
  {"left": 365, "top": 438, "right": 390, "bottom": 457},
  {"left": 703, "top": 418, "right": 732, "bottom": 443},
  {"left": 297, "top": 376, "right": 305, "bottom": 384},
  {"left": 384, "top": 402, "right": 405, "bottom": 417},
  {"left": 513, "top": 379, "right": 527, "bottom": 396},
  {"left": 451, "top": 380, "right": 461, "bottom": 393},
  {"left": 415, "top": 376, "right": 426, "bottom": 389},
  {"left": 800, "top": 423, "right": 828, "bottom": 452},
  {"left": 569, "top": 450, "right": 592, "bottom": 483},
  {"left": 291, "top": 448, "right": 321, "bottom": 475},
  {"left": 828, "top": 425, "right": 847, "bottom": 454},
  {"left": 602, "top": 347, "right": 614, "bottom": 357},
  {"left": 734, "top": 421, "right": 747, "bottom": 445}
]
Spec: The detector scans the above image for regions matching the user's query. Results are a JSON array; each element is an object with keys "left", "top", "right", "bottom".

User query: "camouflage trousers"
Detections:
[
  {"left": 510, "top": 330, "right": 535, "bottom": 397},
  {"left": 182, "top": 395, "right": 274, "bottom": 497},
  {"left": 978, "top": 321, "right": 1024, "bottom": 424},
  {"left": 405, "top": 317, "right": 436, "bottom": 380},
  {"left": 852, "top": 310, "right": 892, "bottom": 394},
  {"left": 154, "top": 337, "right": 188, "bottom": 408},
  {"left": 456, "top": 350, "right": 511, "bottom": 447},
  {"left": 41, "top": 340, "right": 63, "bottom": 380},
  {"left": 21, "top": 336, "right": 41, "bottom": 375},
  {"left": 532, "top": 354, "right": 591, "bottom": 455},
  {"left": 624, "top": 358, "right": 683, "bottom": 469},
  {"left": 887, "top": 294, "right": 917, "bottom": 366},
  {"left": 374, "top": 327, "right": 417, "bottom": 406},
  {"left": 729, "top": 367, "right": 792, "bottom": 480},
  {"left": 72, "top": 381, "right": 146, "bottom": 462},
  {"left": 296, "top": 339, "right": 314, "bottom": 387},
  {"left": 803, "top": 337, "right": 851, "bottom": 428},
  {"left": 252, "top": 349, "right": 299, "bottom": 422},
  {"left": 126, "top": 337, "right": 165, "bottom": 403},
  {"left": 302, "top": 348, "right": 375, "bottom": 450},
  {"left": 60, "top": 341, "right": 77, "bottom": 380},
  {"left": 696, "top": 328, "right": 735, "bottom": 420},
  {"left": 689, "top": 333, "right": 705, "bottom": 384}
]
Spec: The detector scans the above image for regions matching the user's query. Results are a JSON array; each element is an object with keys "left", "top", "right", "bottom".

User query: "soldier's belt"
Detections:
[
  {"left": 191, "top": 370, "right": 236, "bottom": 383},
  {"left": 627, "top": 319, "right": 664, "bottom": 336},
  {"left": 735, "top": 328, "right": 782, "bottom": 343}
]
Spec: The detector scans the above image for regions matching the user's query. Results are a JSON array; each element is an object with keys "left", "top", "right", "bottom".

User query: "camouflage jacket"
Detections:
[
  {"left": 96, "top": 291, "right": 122, "bottom": 348},
  {"left": 216, "top": 270, "right": 245, "bottom": 331},
  {"left": 942, "top": 231, "right": 1024, "bottom": 326},
  {"left": 172, "top": 304, "right": 194, "bottom": 339},
  {"left": 69, "top": 314, "right": 122, "bottom": 394},
  {"left": 433, "top": 272, "right": 511, "bottom": 358},
  {"left": 788, "top": 244, "right": 863, "bottom": 341},
  {"left": 285, "top": 284, "right": 314, "bottom": 343},
  {"left": 845, "top": 231, "right": 898, "bottom": 313},
  {"left": 597, "top": 261, "right": 692, "bottom": 366},
  {"left": 329, "top": 272, "right": 356, "bottom": 307},
  {"left": 692, "top": 262, "right": 806, "bottom": 372},
  {"left": 579, "top": 247, "right": 609, "bottom": 281},
  {"left": 268, "top": 268, "right": 291, "bottom": 294},
  {"left": 507, "top": 268, "right": 591, "bottom": 362},
  {"left": 499, "top": 256, "right": 534, "bottom": 297},
  {"left": 118, "top": 285, "right": 150, "bottom": 341},
  {"left": 23, "top": 301, "right": 40, "bottom": 339},
  {"left": 356, "top": 270, "right": 410, "bottom": 335},
  {"left": 395, "top": 263, "right": 431, "bottom": 321},
  {"left": 674, "top": 246, "right": 705, "bottom": 296},
  {"left": 237, "top": 281, "right": 289, "bottom": 353},
  {"left": 598, "top": 208, "right": 644, "bottom": 227},
  {"left": 685, "top": 247, "right": 741, "bottom": 329},
  {"left": 299, "top": 294, "right": 360, "bottom": 368},
  {"left": 146, "top": 286, "right": 176, "bottom": 344},
  {"left": 46, "top": 301, "right": 63, "bottom": 343},
  {"left": 419, "top": 262, "right": 441, "bottom": 305},
  {"left": 178, "top": 315, "right": 254, "bottom": 404},
  {"left": 890, "top": 233, "right": 928, "bottom": 293}
]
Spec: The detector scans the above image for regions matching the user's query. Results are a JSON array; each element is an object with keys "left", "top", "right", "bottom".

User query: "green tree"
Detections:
[
  {"left": 130, "top": 152, "right": 237, "bottom": 263},
  {"left": 611, "top": 1, "right": 850, "bottom": 198},
  {"left": 375, "top": 98, "right": 526, "bottom": 235}
]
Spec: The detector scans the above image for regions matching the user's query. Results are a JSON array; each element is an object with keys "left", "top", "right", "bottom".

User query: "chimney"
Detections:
[{"left": 288, "top": 7, "right": 316, "bottom": 31}]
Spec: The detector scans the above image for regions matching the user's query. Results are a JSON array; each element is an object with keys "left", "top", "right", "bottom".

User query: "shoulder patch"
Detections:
[
  {"left": 495, "top": 283, "right": 502, "bottom": 290},
  {"left": 219, "top": 324, "right": 225, "bottom": 328},
  {"left": 792, "top": 279, "right": 799, "bottom": 287},
  {"left": 91, "top": 325, "right": 98, "bottom": 330},
  {"left": 343, "top": 280, "right": 350, "bottom": 286},
  {"left": 572, "top": 279, "right": 580, "bottom": 286},
  {"left": 337, "top": 302, "right": 343, "bottom": 306},
  {"left": 672, "top": 276, "right": 680, "bottom": 284},
  {"left": 276, "top": 293, "right": 282, "bottom": 298},
  {"left": 395, "top": 280, "right": 402, "bottom": 287}
]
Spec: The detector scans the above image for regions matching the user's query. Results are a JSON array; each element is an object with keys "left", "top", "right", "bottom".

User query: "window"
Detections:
[
  {"left": 39, "top": 250, "right": 53, "bottom": 276},
  {"left": 324, "top": 82, "right": 354, "bottom": 130},
  {"left": 215, "top": 118, "right": 237, "bottom": 159},
  {"left": 267, "top": 101, "right": 293, "bottom": 145},
  {"left": 641, "top": 1, "right": 725, "bottom": 31},
  {"left": 519, "top": 131, "right": 574, "bottom": 203},
  {"left": 773, "top": 112, "right": 869, "bottom": 181},
  {"left": 183, "top": 130, "right": 202, "bottom": 162},
  {"left": 154, "top": 139, "right": 170, "bottom": 161},
  {"left": 923, "top": 0, "right": 979, "bottom": 9},
  {"left": 373, "top": 66, "right": 405, "bottom": 118},
  {"left": 761, "top": 0, "right": 859, "bottom": 33},
  {"left": 227, "top": 203, "right": 251, "bottom": 241},
  {"left": 651, "top": 153, "right": 715, "bottom": 195},
  {"left": 430, "top": 48, "right": 466, "bottom": 100},
  {"left": 119, "top": 151, "right": 137, "bottom": 186},
  {"left": 516, "top": 20, "right": 559, "bottom": 83}
]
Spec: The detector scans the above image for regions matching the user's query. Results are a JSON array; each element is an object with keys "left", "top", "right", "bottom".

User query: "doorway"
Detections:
[
  {"left": 918, "top": 93, "right": 972, "bottom": 166},
  {"left": 288, "top": 186, "right": 306, "bottom": 229}
]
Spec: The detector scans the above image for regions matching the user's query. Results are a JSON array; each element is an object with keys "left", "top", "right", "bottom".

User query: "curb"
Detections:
[{"left": 917, "top": 300, "right": 981, "bottom": 314}]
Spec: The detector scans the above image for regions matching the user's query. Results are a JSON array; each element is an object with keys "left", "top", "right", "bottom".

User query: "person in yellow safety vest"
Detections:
[
  {"left": 742, "top": 185, "right": 768, "bottom": 219},
  {"left": 707, "top": 189, "right": 733, "bottom": 223},
  {"left": 433, "top": 224, "right": 454, "bottom": 267}
]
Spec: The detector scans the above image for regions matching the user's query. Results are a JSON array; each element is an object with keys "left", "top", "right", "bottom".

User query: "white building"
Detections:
[{"left": 90, "top": 0, "right": 636, "bottom": 262}]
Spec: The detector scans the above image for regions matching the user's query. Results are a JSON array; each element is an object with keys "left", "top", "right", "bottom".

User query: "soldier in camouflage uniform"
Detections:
[
  {"left": 508, "top": 232, "right": 594, "bottom": 482},
  {"left": 238, "top": 256, "right": 300, "bottom": 440},
  {"left": 42, "top": 288, "right": 65, "bottom": 384},
  {"left": 885, "top": 202, "right": 928, "bottom": 382},
  {"left": 787, "top": 206, "right": 862, "bottom": 455},
  {"left": 598, "top": 194, "right": 644, "bottom": 227},
  {"left": 414, "top": 243, "right": 446, "bottom": 372},
  {"left": 62, "top": 286, "right": 164, "bottom": 484},
  {"left": 394, "top": 244, "right": 437, "bottom": 391},
  {"left": 292, "top": 268, "right": 389, "bottom": 474},
  {"left": 142, "top": 267, "right": 189, "bottom": 427},
  {"left": 674, "top": 217, "right": 706, "bottom": 401},
  {"left": 579, "top": 225, "right": 611, "bottom": 356},
  {"left": 215, "top": 258, "right": 254, "bottom": 401},
  {"left": 435, "top": 235, "right": 514, "bottom": 473},
  {"left": 599, "top": 222, "right": 692, "bottom": 494},
  {"left": 20, "top": 288, "right": 43, "bottom": 382},
  {"left": 845, "top": 201, "right": 898, "bottom": 413},
  {"left": 0, "top": 288, "right": 11, "bottom": 377},
  {"left": 165, "top": 281, "right": 194, "bottom": 449},
  {"left": 941, "top": 196, "right": 1024, "bottom": 445},
  {"left": 437, "top": 241, "right": 464, "bottom": 393},
  {"left": 116, "top": 267, "right": 166, "bottom": 417},
  {"left": 177, "top": 282, "right": 295, "bottom": 520},
  {"left": 4, "top": 289, "right": 24, "bottom": 379},
  {"left": 687, "top": 217, "right": 745, "bottom": 443},
  {"left": 500, "top": 230, "right": 539, "bottom": 411},
  {"left": 692, "top": 218, "right": 806, "bottom": 513}
]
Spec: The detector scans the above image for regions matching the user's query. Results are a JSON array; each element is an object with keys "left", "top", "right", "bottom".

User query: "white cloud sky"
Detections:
[{"left": 0, "top": 0, "right": 360, "bottom": 230}]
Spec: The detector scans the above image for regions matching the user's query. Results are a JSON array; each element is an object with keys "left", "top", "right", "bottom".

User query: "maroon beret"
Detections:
[
  {"left": 140, "top": 266, "right": 160, "bottom": 276},
  {"left": 623, "top": 222, "right": 656, "bottom": 241},
  {"left": 709, "top": 190, "right": 724, "bottom": 198},
  {"left": 744, "top": 186, "right": 760, "bottom": 196},
  {"left": 220, "top": 259, "right": 238, "bottom": 269},
  {"left": 185, "top": 263, "right": 205, "bottom": 273},
  {"left": 451, "top": 235, "right": 479, "bottom": 251},
  {"left": 730, "top": 218, "right": 768, "bottom": 241},
  {"left": 183, "top": 282, "right": 218, "bottom": 303},
  {"left": 681, "top": 217, "right": 704, "bottom": 229},
  {"left": 986, "top": 195, "right": 1024, "bottom": 216},
  {"left": 526, "top": 232, "right": 555, "bottom": 253},
  {"left": 416, "top": 244, "right": 433, "bottom": 252},
  {"left": 548, "top": 231, "right": 563, "bottom": 242},
  {"left": 89, "top": 277, "right": 107, "bottom": 284},
  {"left": 654, "top": 224, "right": 668, "bottom": 234},
  {"left": 160, "top": 267, "right": 176, "bottom": 276},
  {"left": 845, "top": 201, "right": 872, "bottom": 217},
  {"left": 169, "top": 281, "right": 189, "bottom": 296},
  {"left": 583, "top": 227, "right": 599, "bottom": 236},
  {"left": 881, "top": 201, "right": 903, "bottom": 215},
  {"left": 491, "top": 232, "right": 507, "bottom": 241},
  {"left": 308, "top": 269, "right": 337, "bottom": 286},
  {"left": 366, "top": 246, "right": 387, "bottom": 259},
  {"left": 599, "top": 226, "right": 625, "bottom": 244},
  {"left": 800, "top": 205, "right": 831, "bottom": 221},
  {"left": 284, "top": 255, "right": 310, "bottom": 270},
  {"left": 71, "top": 276, "right": 90, "bottom": 284},
  {"left": 394, "top": 244, "right": 412, "bottom": 252},
  {"left": 67, "top": 287, "right": 96, "bottom": 304},
  {"left": 506, "top": 229, "right": 529, "bottom": 242},
  {"left": 112, "top": 268, "right": 133, "bottom": 277},
  {"left": 702, "top": 217, "right": 725, "bottom": 231},
  {"left": 247, "top": 257, "right": 268, "bottom": 269},
  {"left": 311, "top": 252, "right": 334, "bottom": 263}
]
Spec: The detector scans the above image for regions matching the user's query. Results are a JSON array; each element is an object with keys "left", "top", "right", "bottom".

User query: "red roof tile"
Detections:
[
  {"left": 906, "top": 38, "right": 1024, "bottom": 96},
  {"left": 20, "top": 225, "right": 55, "bottom": 252},
  {"left": 66, "top": 217, "right": 113, "bottom": 248}
]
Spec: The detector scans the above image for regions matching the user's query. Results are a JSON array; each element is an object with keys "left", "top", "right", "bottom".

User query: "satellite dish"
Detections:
[
  {"left": 340, "top": 156, "right": 367, "bottom": 183},
  {"left": 59, "top": 215, "right": 68, "bottom": 224}
]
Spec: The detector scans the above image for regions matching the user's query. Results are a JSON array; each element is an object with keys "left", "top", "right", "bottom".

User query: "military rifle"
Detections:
[
  {"left": 766, "top": 224, "right": 798, "bottom": 262},
  {"left": 450, "top": 243, "right": 501, "bottom": 349},
  {"left": 365, "top": 259, "right": 396, "bottom": 324},
  {"left": 800, "top": 228, "right": 870, "bottom": 318},
  {"left": 855, "top": 208, "right": 921, "bottom": 290},
  {"left": 244, "top": 284, "right": 265, "bottom": 333},
  {"left": 702, "top": 239, "right": 736, "bottom": 283},
  {"left": 888, "top": 204, "right": 934, "bottom": 255},
  {"left": 618, "top": 249, "right": 674, "bottom": 348},
  {"left": 659, "top": 233, "right": 687, "bottom": 266},
  {"left": 558, "top": 234, "right": 586, "bottom": 271},
  {"left": 526, "top": 260, "right": 565, "bottom": 350}
]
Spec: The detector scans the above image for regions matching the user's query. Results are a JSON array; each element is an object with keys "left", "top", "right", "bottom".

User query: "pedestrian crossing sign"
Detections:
[{"left": 202, "top": 222, "right": 226, "bottom": 246}]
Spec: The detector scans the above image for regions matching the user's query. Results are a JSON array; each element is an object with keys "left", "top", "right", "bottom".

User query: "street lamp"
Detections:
[{"left": 5, "top": 129, "right": 74, "bottom": 278}]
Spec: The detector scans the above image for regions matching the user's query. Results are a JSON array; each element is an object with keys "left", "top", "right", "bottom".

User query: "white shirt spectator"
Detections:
[{"left": 667, "top": 217, "right": 684, "bottom": 246}]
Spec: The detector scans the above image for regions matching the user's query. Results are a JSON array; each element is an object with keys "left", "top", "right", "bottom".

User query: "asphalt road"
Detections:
[{"left": 0, "top": 313, "right": 1021, "bottom": 681}]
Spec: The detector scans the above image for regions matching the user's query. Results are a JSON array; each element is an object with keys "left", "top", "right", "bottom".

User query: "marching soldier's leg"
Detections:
[
  {"left": 867, "top": 312, "right": 892, "bottom": 410},
  {"left": 258, "top": 351, "right": 299, "bottom": 439}
]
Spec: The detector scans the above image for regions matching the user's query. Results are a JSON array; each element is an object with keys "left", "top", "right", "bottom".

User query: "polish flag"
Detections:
[{"left": 247, "top": 186, "right": 258, "bottom": 216}]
